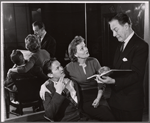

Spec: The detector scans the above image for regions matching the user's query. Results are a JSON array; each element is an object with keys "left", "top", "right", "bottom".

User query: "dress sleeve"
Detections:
[
  {"left": 4, "top": 72, "right": 14, "bottom": 86},
  {"left": 17, "top": 55, "right": 36, "bottom": 73},
  {"left": 93, "top": 58, "right": 101, "bottom": 73}
]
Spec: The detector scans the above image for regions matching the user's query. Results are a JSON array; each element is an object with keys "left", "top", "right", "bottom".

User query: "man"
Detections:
[
  {"left": 32, "top": 21, "right": 56, "bottom": 58},
  {"left": 42, "top": 59, "right": 92, "bottom": 121},
  {"left": 97, "top": 13, "right": 148, "bottom": 121}
]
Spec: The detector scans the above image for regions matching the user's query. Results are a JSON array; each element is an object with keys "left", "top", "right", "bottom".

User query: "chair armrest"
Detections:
[
  {"left": 4, "top": 86, "right": 18, "bottom": 93},
  {"left": 6, "top": 82, "right": 15, "bottom": 88}
]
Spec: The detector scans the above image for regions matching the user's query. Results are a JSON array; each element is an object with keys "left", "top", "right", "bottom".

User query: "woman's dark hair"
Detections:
[
  {"left": 109, "top": 12, "right": 132, "bottom": 26},
  {"left": 68, "top": 36, "right": 85, "bottom": 62},
  {"left": 43, "top": 58, "right": 56, "bottom": 75},
  {"left": 10, "top": 49, "right": 23, "bottom": 65},
  {"left": 25, "top": 34, "right": 41, "bottom": 53}
]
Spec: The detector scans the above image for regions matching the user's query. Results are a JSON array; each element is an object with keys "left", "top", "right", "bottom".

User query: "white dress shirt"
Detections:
[{"left": 123, "top": 31, "right": 134, "bottom": 51}]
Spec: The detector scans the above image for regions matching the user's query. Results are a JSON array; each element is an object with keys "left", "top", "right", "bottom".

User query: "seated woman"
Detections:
[
  {"left": 40, "top": 36, "right": 115, "bottom": 121},
  {"left": 65, "top": 36, "right": 115, "bottom": 121},
  {"left": 8, "top": 34, "right": 50, "bottom": 81}
]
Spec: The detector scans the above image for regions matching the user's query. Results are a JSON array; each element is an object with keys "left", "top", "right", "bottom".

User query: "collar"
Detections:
[
  {"left": 123, "top": 31, "right": 134, "bottom": 49},
  {"left": 40, "top": 30, "right": 47, "bottom": 41},
  {"left": 79, "top": 62, "right": 87, "bottom": 67},
  {"left": 79, "top": 62, "right": 87, "bottom": 74},
  {"left": 50, "top": 79, "right": 58, "bottom": 85}
]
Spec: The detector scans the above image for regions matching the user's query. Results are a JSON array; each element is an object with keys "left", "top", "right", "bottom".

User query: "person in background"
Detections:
[
  {"left": 96, "top": 12, "right": 149, "bottom": 121},
  {"left": 8, "top": 34, "right": 50, "bottom": 82},
  {"left": 32, "top": 21, "right": 56, "bottom": 58},
  {"left": 5, "top": 49, "right": 47, "bottom": 113},
  {"left": 42, "top": 59, "right": 93, "bottom": 121}
]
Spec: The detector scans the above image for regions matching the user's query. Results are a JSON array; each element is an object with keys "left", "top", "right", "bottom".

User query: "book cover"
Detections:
[{"left": 87, "top": 69, "right": 132, "bottom": 79}]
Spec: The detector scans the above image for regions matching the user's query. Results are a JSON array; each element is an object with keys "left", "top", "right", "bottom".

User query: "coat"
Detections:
[{"left": 109, "top": 33, "right": 149, "bottom": 111}]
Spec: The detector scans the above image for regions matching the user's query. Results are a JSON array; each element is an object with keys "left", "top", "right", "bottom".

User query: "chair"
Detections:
[
  {"left": 44, "top": 115, "right": 54, "bottom": 122},
  {"left": 5, "top": 76, "right": 43, "bottom": 118}
]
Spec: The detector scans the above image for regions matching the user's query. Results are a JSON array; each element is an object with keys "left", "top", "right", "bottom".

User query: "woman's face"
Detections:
[{"left": 75, "top": 41, "right": 89, "bottom": 59}]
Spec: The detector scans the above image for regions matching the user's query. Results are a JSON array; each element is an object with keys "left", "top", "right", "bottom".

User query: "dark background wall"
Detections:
[{"left": 3, "top": 3, "right": 31, "bottom": 77}]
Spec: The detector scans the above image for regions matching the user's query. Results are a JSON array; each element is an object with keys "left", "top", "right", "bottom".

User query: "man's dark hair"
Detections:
[
  {"left": 32, "top": 21, "right": 45, "bottom": 29},
  {"left": 109, "top": 12, "right": 132, "bottom": 26},
  {"left": 10, "top": 50, "right": 23, "bottom": 65},
  {"left": 43, "top": 58, "right": 56, "bottom": 75}
]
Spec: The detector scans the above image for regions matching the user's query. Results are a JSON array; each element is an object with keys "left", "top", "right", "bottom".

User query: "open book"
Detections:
[{"left": 87, "top": 69, "right": 132, "bottom": 79}]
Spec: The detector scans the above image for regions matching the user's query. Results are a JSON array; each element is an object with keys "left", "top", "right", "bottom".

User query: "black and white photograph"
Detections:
[{"left": 1, "top": 1, "right": 149, "bottom": 122}]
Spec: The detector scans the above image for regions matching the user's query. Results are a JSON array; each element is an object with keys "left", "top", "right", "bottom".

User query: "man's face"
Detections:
[
  {"left": 32, "top": 25, "right": 43, "bottom": 37},
  {"left": 109, "top": 20, "right": 128, "bottom": 42},
  {"left": 50, "top": 60, "right": 65, "bottom": 79}
]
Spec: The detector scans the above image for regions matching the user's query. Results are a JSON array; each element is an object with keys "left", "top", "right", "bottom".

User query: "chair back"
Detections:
[{"left": 14, "top": 76, "right": 41, "bottom": 103}]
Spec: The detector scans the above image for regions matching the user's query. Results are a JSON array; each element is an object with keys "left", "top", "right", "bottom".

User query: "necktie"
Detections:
[
  {"left": 63, "top": 88, "right": 78, "bottom": 107},
  {"left": 120, "top": 42, "right": 125, "bottom": 52}
]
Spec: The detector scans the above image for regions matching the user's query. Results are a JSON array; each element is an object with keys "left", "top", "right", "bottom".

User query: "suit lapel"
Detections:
[
  {"left": 114, "top": 34, "right": 137, "bottom": 68},
  {"left": 113, "top": 43, "right": 123, "bottom": 68},
  {"left": 48, "top": 80, "right": 56, "bottom": 96},
  {"left": 73, "top": 81, "right": 80, "bottom": 105},
  {"left": 41, "top": 33, "right": 47, "bottom": 46}
]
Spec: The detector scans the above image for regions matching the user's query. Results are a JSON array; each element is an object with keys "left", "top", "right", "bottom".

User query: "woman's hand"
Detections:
[
  {"left": 39, "top": 81, "right": 51, "bottom": 100},
  {"left": 95, "top": 75, "right": 103, "bottom": 83},
  {"left": 92, "top": 98, "right": 100, "bottom": 108},
  {"left": 98, "top": 66, "right": 110, "bottom": 75},
  {"left": 7, "top": 68, "right": 18, "bottom": 76}
]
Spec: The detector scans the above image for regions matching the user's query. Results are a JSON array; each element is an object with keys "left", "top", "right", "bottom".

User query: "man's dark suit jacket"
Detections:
[
  {"left": 109, "top": 33, "right": 148, "bottom": 111},
  {"left": 43, "top": 79, "right": 81, "bottom": 121},
  {"left": 41, "top": 33, "right": 56, "bottom": 58}
]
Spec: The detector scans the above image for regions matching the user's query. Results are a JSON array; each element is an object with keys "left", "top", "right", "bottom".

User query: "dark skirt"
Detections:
[{"left": 80, "top": 88, "right": 115, "bottom": 121}]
